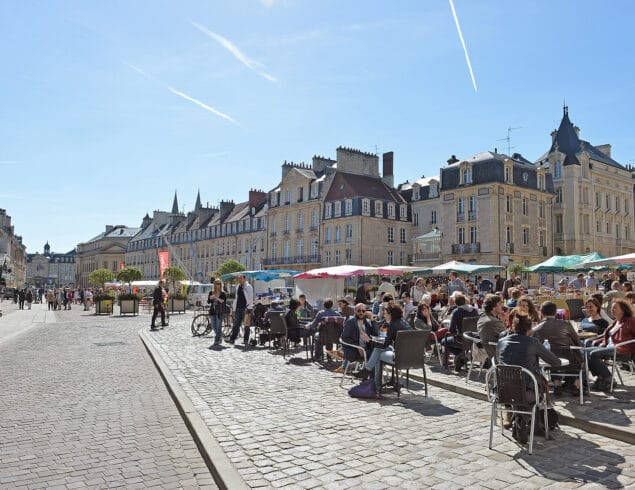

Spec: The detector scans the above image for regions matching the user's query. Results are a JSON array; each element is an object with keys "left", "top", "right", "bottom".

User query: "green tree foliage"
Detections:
[
  {"left": 215, "top": 260, "right": 246, "bottom": 278},
  {"left": 116, "top": 266, "right": 143, "bottom": 292},
  {"left": 88, "top": 269, "right": 115, "bottom": 289},
  {"left": 162, "top": 266, "right": 187, "bottom": 294}
]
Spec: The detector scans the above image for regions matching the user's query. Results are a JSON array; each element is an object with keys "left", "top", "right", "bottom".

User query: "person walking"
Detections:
[
  {"left": 207, "top": 279, "right": 227, "bottom": 347},
  {"left": 228, "top": 274, "right": 254, "bottom": 346},
  {"left": 150, "top": 280, "right": 168, "bottom": 330},
  {"left": 18, "top": 289, "right": 25, "bottom": 309},
  {"left": 25, "top": 289, "right": 33, "bottom": 310},
  {"left": 46, "top": 289, "right": 55, "bottom": 310}
]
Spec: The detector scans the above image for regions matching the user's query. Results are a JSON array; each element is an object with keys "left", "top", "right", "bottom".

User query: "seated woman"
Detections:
[
  {"left": 517, "top": 297, "right": 540, "bottom": 324},
  {"left": 584, "top": 298, "right": 635, "bottom": 391},
  {"left": 415, "top": 302, "right": 446, "bottom": 349},
  {"left": 356, "top": 302, "right": 410, "bottom": 397},
  {"left": 579, "top": 298, "right": 609, "bottom": 334},
  {"left": 285, "top": 298, "right": 309, "bottom": 344}
]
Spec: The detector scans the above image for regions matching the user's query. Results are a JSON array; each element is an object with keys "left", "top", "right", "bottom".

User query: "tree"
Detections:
[
  {"left": 216, "top": 260, "right": 245, "bottom": 279},
  {"left": 117, "top": 266, "right": 143, "bottom": 292},
  {"left": 507, "top": 264, "right": 525, "bottom": 277},
  {"left": 89, "top": 269, "right": 115, "bottom": 290},
  {"left": 162, "top": 266, "right": 187, "bottom": 295}
]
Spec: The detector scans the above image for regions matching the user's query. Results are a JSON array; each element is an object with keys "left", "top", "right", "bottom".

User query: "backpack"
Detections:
[
  {"left": 512, "top": 408, "right": 559, "bottom": 444},
  {"left": 348, "top": 380, "right": 377, "bottom": 399},
  {"left": 535, "top": 408, "right": 559, "bottom": 435}
]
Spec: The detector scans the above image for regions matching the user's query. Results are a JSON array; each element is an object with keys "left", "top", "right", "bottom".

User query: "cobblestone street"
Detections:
[
  {"left": 144, "top": 313, "right": 635, "bottom": 489},
  {"left": 0, "top": 303, "right": 216, "bottom": 489}
]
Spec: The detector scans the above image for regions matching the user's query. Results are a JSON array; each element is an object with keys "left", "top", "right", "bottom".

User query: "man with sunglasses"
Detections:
[{"left": 341, "top": 304, "right": 378, "bottom": 370}]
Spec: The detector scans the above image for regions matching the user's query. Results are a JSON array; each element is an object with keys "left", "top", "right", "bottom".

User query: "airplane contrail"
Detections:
[
  {"left": 168, "top": 87, "right": 240, "bottom": 125},
  {"left": 190, "top": 21, "right": 277, "bottom": 82},
  {"left": 448, "top": 0, "right": 478, "bottom": 92}
]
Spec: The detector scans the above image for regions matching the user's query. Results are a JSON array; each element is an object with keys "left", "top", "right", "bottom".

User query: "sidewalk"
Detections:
[
  {"left": 0, "top": 301, "right": 56, "bottom": 346},
  {"left": 141, "top": 314, "right": 635, "bottom": 489}
]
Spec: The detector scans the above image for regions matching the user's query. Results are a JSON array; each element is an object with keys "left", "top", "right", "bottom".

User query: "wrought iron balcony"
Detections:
[
  {"left": 452, "top": 242, "right": 480, "bottom": 254},
  {"left": 413, "top": 251, "right": 442, "bottom": 262},
  {"left": 262, "top": 255, "right": 321, "bottom": 266}
]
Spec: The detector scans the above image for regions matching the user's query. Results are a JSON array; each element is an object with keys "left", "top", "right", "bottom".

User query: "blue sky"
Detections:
[{"left": 1, "top": 0, "right": 633, "bottom": 253}]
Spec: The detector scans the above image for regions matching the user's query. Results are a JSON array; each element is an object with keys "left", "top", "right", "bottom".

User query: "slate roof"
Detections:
[
  {"left": 548, "top": 107, "right": 623, "bottom": 169},
  {"left": 324, "top": 171, "right": 406, "bottom": 203}
]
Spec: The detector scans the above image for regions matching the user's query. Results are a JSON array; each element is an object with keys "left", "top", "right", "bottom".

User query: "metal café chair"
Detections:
[
  {"left": 548, "top": 344, "right": 585, "bottom": 405},
  {"left": 338, "top": 338, "right": 367, "bottom": 386},
  {"left": 267, "top": 311, "right": 288, "bottom": 358},
  {"left": 380, "top": 329, "right": 428, "bottom": 398},
  {"left": 462, "top": 332, "right": 494, "bottom": 384}
]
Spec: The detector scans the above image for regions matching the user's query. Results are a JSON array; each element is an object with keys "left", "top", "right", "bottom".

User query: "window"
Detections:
[
  {"left": 429, "top": 183, "right": 438, "bottom": 198},
  {"left": 335, "top": 225, "right": 341, "bottom": 243},
  {"left": 504, "top": 166, "right": 511, "bottom": 183},
  {"left": 616, "top": 224, "right": 620, "bottom": 239},
  {"left": 596, "top": 220, "right": 601, "bottom": 233},
  {"left": 554, "top": 161, "right": 562, "bottom": 179},
  {"left": 581, "top": 187, "right": 589, "bottom": 205},
  {"left": 582, "top": 214, "right": 590, "bottom": 234},
  {"left": 606, "top": 221, "right": 611, "bottom": 235},
  {"left": 387, "top": 250, "right": 394, "bottom": 265},
  {"left": 555, "top": 215, "right": 563, "bottom": 234},
  {"left": 626, "top": 225, "right": 630, "bottom": 241},
  {"left": 311, "top": 239, "right": 319, "bottom": 258},
  {"left": 297, "top": 238, "right": 303, "bottom": 256},
  {"left": 325, "top": 250, "right": 331, "bottom": 266},
  {"left": 400, "top": 251, "right": 406, "bottom": 265},
  {"left": 457, "top": 227, "right": 465, "bottom": 244},
  {"left": 387, "top": 227, "right": 394, "bottom": 243},
  {"left": 297, "top": 211, "right": 303, "bottom": 231},
  {"left": 335, "top": 250, "right": 341, "bottom": 265},
  {"left": 284, "top": 213, "right": 290, "bottom": 232},
  {"left": 310, "top": 181, "right": 319, "bottom": 198},
  {"left": 400, "top": 228, "right": 406, "bottom": 244},
  {"left": 431, "top": 210, "right": 437, "bottom": 224},
  {"left": 325, "top": 227, "right": 331, "bottom": 243},
  {"left": 271, "top": 242, "right": 277, "bottom": 259},
  {"left": 606, "top": 194, "right": 611, "bottom": 210},
  {"left": 462, "top": 166, "right": 472, "bottom": 184},
  {"left": 522, "top": 198, "right": 528, "bottom": 215},
  {"left": 506, "top": 195, "right": 513, "bottom": 213},
  {"left": 388, "top": 203, "right": 395, "bottom": 218},
  {"left": 334, "top": 201, "right": 341, "bottom": 217},
  {"left": 285, "top": 189, "right": 291, "bottom": 204},
  {"left": 626, "top": 199, "right": 630, "bottom": 215},
  {"left": 616, "top": 196, "right": 620, "bottom": 213},
  {"left": 375, "top": 201, "right": 383, "bottom": 217},
  {"left": 538, "top": 174, "right": 544, "bottom": 190},
  {"left": 539, "top": 230, "right": 545, "bottom": 247},
  {"left": 596, "top": 192, "right": 601, "bottom": 209},
  {"left": 297, "top": 186, "right": 303, "bottom": 202},
  {"left": 325, "top": 203, "right": 332, "bottom": 218},
  {"left": 506, "top": 226, "right": 513, "bottom": 244},
  {"left": 413, "top": 212, "right": 419, "bottom": 226},
  {"left": 345, "top": 249, "right": 352, "bottom": 263},
  {"left": 362, "top": 199, "right": 370, "bottom": 215},
  {"left": 555, "top": 188, "right": 562, "bottom": 204},
  {"left": 470, "top": 226, "right": 477, "bottom": 243},
  {"left": 345, "top": 199, "right": 353, "bottom": 215},
  {"left": 523, "top": 228, "right": 529, "bottom": 245},
  {"left": 400, "top": 205, "right": 407, "bottom": 219},
  {"left": 311, "top": 209, "right": 318, "bottom": 229},
  {"left": 346, "top": 224, "right": 353, "bottom": 241},
  {"left": 283, "top": 240, "right": 290, "bottom": 258},
  {"left": 457, "top": 198, "right": 465, "bottom": 214},
  {"left": 412, "top": 187, "right": 420, "bottom": 201},
  {"left": 539, "top": 201, "right": 545, "bottom": 219},
  {"left": 469, "top": 196, "right": 476, "bottom": 212}
]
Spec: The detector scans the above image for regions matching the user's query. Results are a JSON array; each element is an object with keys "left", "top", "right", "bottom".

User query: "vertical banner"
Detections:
[
  {"left": 119, "top": 262, "right": 125, "bottom": 270},
  {"left": 158, "top": 251, "right": 169, "bottom": 278}
]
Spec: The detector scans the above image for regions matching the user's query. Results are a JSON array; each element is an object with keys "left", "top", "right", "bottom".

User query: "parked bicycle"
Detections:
[{"left": 191, "top": 307, "right": 232, "bottom": 338}]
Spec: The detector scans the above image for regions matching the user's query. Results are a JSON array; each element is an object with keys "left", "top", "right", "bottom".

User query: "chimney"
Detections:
[
  {"left": 105, "top": 225, "right": 114, "bottom": 234},
  {"left": 382, "top": 152, "right": 394, "bottom": 188},
  {"left": 141, "top": 214, "right": 152, "bottom": 228},
  {"left": 249, "top": 189, "right": 267, "bottom": 210},
  {"left": 219, "top": 200, "right": 235, "bottom": 221},
  {"left": 312, "top": 155, "right": 336, "bottom": 174},
  {"left": 596, "top": 144, "right": 612, "bottom": 157},
  {"left": 447, "top": 155, "right": 459, "bottom": 164}
]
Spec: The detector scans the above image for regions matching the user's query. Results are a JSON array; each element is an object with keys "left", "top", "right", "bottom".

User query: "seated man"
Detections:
[
  {"left": 441, "top": 293, "right": 478, "bottom": 371},
  {"left": 340, "top": 303, "right": 378, "bottom": 373},
  {"left": 531, "top": 301, "right": 582, "bottom": 396},
  {"left": 477, "top": 294, "right": 507, "bottom": 359},
  {"left": 568, "top": 273, "right": 586, "bottom": 290},
  {"left": 309, "top": 298, "right": 342, "bottom": 359}
]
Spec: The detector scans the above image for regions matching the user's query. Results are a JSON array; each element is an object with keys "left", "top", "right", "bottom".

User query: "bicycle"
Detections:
[{"left": 191, "top": 307, "right": 232, "bottom": 338}]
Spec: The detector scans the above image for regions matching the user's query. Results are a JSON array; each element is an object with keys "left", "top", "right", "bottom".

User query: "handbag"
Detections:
[
  {"left": 348, "top": 379, "right": 377, "bottom": 399},
  {"left": 243, "top": 310, "right": 252, "bottom": 327}
]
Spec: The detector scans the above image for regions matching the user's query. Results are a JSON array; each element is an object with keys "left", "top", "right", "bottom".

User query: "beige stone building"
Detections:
[
  {"left": 536, "top": 107, "right": 635, "bottom": 256},
  {"left": 26, "top": 242, "right": 76, "bottom": 288},
  {"left": 404, "top": 151, "right": 554, "bottom": 268},
  {"left": 0, "top": 208, "right": 26, "bottom": 287},
  {"left": 76, "top": 225, "right": 141, "bottom": 288},
  {"left": 264, "top": 147, "right": 411, "bottom": 269}
]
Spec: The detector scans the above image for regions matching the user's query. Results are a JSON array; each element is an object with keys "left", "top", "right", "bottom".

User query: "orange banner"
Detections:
[
  {"left": 158, "top": 251, "right": 169, "bottom": 277},
  {"left": 119, "top": 262, "right": 125, "bottom": 270}
]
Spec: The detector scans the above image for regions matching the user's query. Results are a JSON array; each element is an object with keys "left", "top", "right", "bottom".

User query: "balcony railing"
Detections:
[
  {"left": 262, "top": 255, "right": 321, "bottom": 266},
  {"left": 413, "top": 251, "right": 442, "bottom": 262},
  {"left": 456, "top": 213, "right": 465, "bottom": 222},
  {"left": 451, "top": 242, "right": 480, "bottom": 254}
]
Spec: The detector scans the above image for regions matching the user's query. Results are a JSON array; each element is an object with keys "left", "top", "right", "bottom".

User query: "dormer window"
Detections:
[
  {"left": 504, "top": 165, "right": 512, "bottom": 183},
  {"left": 538, "top": 174, "right": 544, "bottom": 190},
  {"left": 412, "top": 186, "right": 420, "bottom": 201},
  {"left": 399, "top": 204, "right": 407, "bottom": 219},
  {"left": 554, "top": 161, "right": 562, "bottom": 179},
  {"left": 388, "top": 203, "right": 396, "bottom": 219},
  {"left": 325, "top": 203, "right": 332, "bottom": 219},
  {"left": 429, "top": 183, "right": 438, "bottom": 198},
  {"left": 461, "top": 166, "right": 472, "bottom": 185},
  {"left": 375, "top": 201, "right": 383, "bottom": 217},
  {"left": 362, "top": 199, "right": 370, "bottom": 215},
  {"left": 334, "top": 201, "right": 342, "bottom": 217},
  {"left": 345, "top": 199, "right": 353, "bottom": 216}
]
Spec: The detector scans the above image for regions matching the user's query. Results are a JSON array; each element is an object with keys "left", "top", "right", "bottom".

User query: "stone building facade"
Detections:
[
  {"left": 0, "top": 208, "right": 26, "bottom": 287},
  {"left": 75, "top": 225, "right": 140, "bottom": 288},
  {"left": 26, "top": 242, "right": 76, "bottom": 288},
  {"left": 536, "top": 107, "right": 635, "bottom": 256}
]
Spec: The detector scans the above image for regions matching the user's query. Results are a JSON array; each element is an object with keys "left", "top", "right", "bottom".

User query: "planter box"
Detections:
[
  {"left": 168, "top": 298, "right": 186, "bottom": 314},
  {"left": 95, "top": 299, "right": 113, "bottom": 315},
  {"left": 119, "top": 299, "right": 139, "bottom": 316}
]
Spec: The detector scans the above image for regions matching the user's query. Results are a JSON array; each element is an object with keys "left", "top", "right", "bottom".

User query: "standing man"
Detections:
[
  {"left": 447, "top": 271, "right": 467, "bottom": 295},
  {"left": 502, "top": 272, "right": 520, "bottom": 300},
  {"left": 150, "top": 279, "right": 167, "bottom": 330},
  {"left": 228, "top": 274, "right": 254, "bottom": 346}
]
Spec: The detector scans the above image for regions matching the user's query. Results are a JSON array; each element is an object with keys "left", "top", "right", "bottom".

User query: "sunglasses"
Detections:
[{"left": 355, "top": 309, "right": 366, "bottom": 313}]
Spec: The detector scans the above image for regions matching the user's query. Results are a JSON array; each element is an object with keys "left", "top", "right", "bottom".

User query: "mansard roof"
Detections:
[{"left": 324, "top": 171, "right": 406, "bottom": 203}]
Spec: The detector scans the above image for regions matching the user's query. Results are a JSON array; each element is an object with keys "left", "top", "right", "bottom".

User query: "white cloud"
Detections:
[
  {"left": 261, "top": 0, "right": 274, "bottom": 6},
  {"left": 448, "top": 0, "right": 478, "bottom": 92},
  {"left": 168, "top": 87, "right": 240, "bottom": 126},
  {"left": 190, "top": 21, "right": 277, "bottom": 82}
]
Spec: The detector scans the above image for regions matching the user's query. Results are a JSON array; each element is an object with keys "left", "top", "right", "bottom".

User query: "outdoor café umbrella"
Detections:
[
  {"left": 524, "top": 252, "right": 605, "bottom": 273},
  {"left": 416, "top": 260, "right": 504, "bottom": 275},
  {"left": 376, "top": 265, "right": 422, "bottom": 276},
  {"left": 570, "top": 252, "right": 635, "bottom": 269},
  {"left": 293, "top": 264, "right": 379, "bottom": 279},
  {"left": 221, "top": 269, "right": 299, "bottom": 282}
]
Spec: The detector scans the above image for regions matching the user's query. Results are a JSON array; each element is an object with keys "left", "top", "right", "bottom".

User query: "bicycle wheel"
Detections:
[
  {"left": 222, "top": 315, "right": 233, "bottom": 338},
  {"left": 191, "top": 314, "right": 210, "bottom": 336}
]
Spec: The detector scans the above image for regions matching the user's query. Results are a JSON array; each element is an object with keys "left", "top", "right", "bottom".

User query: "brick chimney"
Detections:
[
  {"left": 249, "top": 189, "right": 267, "bottom": 210},
  {"left": 382, "top": 152, "right": 394, "bottom": 188}
]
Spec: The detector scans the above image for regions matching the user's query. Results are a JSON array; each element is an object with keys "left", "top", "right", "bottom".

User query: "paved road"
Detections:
[
  {"left": 0, "top": 304, "right": 216, "bottom": 489},
  {"left": 145, "top": 313, "right": 635, "bottom": 489}
]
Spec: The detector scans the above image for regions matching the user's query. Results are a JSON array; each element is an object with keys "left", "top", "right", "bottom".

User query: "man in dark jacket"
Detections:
[
  {"left": 341, "top": 304, "right": 377, "bottom": 363},
  {"left": 151, "top": 279, "right": 167, "bottom": 330},
  {"left": 442, "top": 293, "right": 478, "bottom": 370}
]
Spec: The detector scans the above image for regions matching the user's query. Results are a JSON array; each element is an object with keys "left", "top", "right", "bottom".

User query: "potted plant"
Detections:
[
  {"left": 163, "top": 266, "right": 188, "bottom": 314},
  {"left": 117, "top": 267, "right": 143, "bottom": 315},
  {"left": 93, "top": 291, "right": 115, "bottom": 315}
]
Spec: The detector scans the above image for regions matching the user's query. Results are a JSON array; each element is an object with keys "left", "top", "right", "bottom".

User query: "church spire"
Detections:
[
  {"left": 194, "top": 190, "right": 202, "bottom": 211},
  {"left": 171, "top": 191, "right": 179, "bottom": 214}
]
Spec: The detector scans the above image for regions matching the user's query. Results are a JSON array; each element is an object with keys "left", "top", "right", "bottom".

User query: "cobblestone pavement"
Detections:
[
  {"left": 0, "top": 304, "right": 217, "bottom": 489},
  {"left": 144, "top": 314, "right": 635, "bottom": 489}
]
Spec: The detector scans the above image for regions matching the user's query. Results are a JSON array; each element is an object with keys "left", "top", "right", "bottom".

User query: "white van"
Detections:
[{"left": 187, "top": 284, "right": 214, "bottom": 307}]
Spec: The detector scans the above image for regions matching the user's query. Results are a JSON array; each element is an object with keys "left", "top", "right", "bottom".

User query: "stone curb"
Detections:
[
  {"left": 139, "top": 330, "right": 249, "bottom": 490},
  {"left": 411, "top": 371, "right": 635, "bottom": 445}
]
